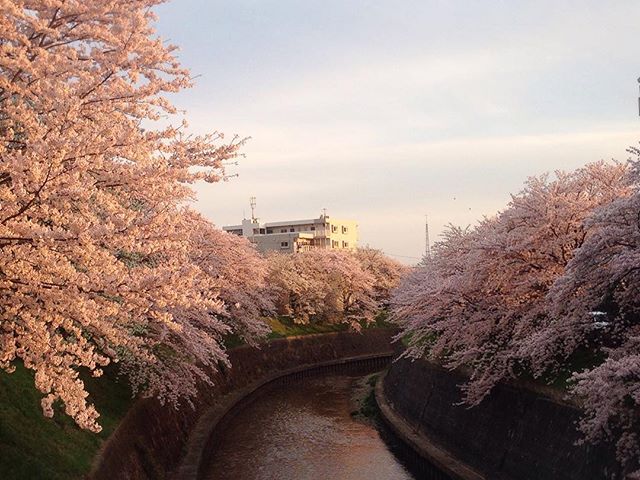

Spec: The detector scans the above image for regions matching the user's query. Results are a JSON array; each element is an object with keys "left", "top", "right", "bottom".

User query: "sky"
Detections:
[{"left": 154, "top": 0, "right": 640, "bottom": 264}]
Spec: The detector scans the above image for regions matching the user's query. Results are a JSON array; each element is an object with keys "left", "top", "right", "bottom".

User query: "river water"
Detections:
[{"left": 202, "top": 374, "right": 416, "bottom": 480}]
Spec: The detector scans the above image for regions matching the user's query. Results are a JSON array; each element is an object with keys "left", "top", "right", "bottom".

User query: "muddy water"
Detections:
[{"left": 202, "top": 375, "right": 415, "bottom": 480}]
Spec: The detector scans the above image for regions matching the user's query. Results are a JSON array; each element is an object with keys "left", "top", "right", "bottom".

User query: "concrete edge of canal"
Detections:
[{"left": 375, "top": 370, "right": 485, "bottom": 480}]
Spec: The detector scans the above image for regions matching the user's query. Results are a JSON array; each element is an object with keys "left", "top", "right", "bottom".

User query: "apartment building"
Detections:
[{"left": 223, "top": 214, "right": 358, "bottom": 254}]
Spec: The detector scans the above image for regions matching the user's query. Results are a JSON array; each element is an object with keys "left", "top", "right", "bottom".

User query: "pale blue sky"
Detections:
[{"left": 155, "top": 0, "right": 640, "bottom": 263}]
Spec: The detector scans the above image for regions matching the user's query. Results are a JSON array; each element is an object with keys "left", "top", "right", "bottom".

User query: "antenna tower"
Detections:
[
  {"left": 250, "top": 196, "right": 257, "bottom": 222},
  {"left": 425, "top": 214, "right": 431, "bottom": 259},
  {"left": 637, "top": 77, "right": 640, "bottom": 116}
]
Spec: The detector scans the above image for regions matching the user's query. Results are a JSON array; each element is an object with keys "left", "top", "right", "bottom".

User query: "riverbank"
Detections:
[
  {"left": 0, "top": 363, "right": 132, "bottom": 480},
  {"left": 92, "top": 328, "right": 396, "bottom": 480}
]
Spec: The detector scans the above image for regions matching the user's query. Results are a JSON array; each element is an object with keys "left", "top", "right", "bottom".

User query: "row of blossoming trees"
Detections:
[
  {"left": 0, "top": 0, "right": 405, "bottom": 434},
  {"left": 392, "top": 159, "right": 640, "bottom": 474}
]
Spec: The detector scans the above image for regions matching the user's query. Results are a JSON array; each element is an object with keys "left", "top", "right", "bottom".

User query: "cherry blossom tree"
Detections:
[
  {"left": 570, "top": 338, "right": 640, "bottom": 475},
  {"left": 0, "top": 0, "right": 253, "bottom": 431},
  {"left": 266, "top": 251, "right": 327, "bottom": 323},
  {"left": 391, "top": 224, "right": 477, "bottom": 360},
  {"left": 354, "top": 247, "right": 407, "bottom": 307},
  {"left": 315, "top": 249, "right": 378, "bottom": 326},
  {"left": 392, "top": 159, "right": 639, "bottom": 473},
  {"left": 393, "top": 161, "right": 630, "bottom": 403},
  {"left": 266, "top": 249, "right": 402, "bottom": 328},
  {"left": 539, "top": 155, "right": 640, "bottom": 474},
  {"left": 188, "top": 212, "right": 272, "bottom": 343}
]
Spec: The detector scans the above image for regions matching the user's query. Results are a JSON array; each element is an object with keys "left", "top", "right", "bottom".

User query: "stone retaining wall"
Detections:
[{"left": 381, "top": 356, "right": 623, "bottom": 480}]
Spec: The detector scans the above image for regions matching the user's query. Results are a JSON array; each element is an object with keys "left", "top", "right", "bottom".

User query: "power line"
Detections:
[{"left": 382, "top": 251, "right": 422, "bottom": 261}]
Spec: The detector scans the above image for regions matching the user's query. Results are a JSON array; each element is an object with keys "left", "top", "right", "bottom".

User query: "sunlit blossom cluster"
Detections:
[{"left": 267, "top": 248, "right": 406, "bottom": 328}]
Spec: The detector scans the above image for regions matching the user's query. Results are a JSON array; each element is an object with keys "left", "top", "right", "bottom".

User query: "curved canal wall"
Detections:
[
  {"left": 379, "top": 356, "right": 623, "bottom": 480},
  {"left": 90, "top": 328, "right": 395, "bottom": 480}
]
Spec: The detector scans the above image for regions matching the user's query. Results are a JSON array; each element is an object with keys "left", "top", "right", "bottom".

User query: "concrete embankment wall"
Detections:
[
  {"left": 380, "top": 356, "right": 622, "bottom": 480},
  {"left": 90, "top": 328, "right": 395, "bottom": 480}
]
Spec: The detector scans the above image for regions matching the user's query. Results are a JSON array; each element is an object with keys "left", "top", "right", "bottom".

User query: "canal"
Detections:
[{"left": 201, "top": 374, "right": 418, "bottom": 480}]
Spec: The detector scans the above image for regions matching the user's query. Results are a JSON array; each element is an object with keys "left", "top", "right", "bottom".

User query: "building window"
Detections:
[
  {"left": 280, "top": 229, "right": 287, "bottom": 233},
  {"left": 280, "top": 241, "right": 289, "bottom": 248},
  {"left": 331, "top": 225, "right": 337, "bottom": 233},
  {"left": 342, "top": 241, "right": 349, "bottom": 248},
  {"left": 290, "top": 227, "right": 295, "bottom": 232},
  {"left": 342, "top": 226, "right": 348, "bottom": 234},
  {"left": 332, "top": 240, "right": 339, "bottom": 248},
  {"left": 266, "top": 229, "right": 273, "bottom": 234},
  {"left": 310, "top": 226, "right": 315, "bottom": 231}
]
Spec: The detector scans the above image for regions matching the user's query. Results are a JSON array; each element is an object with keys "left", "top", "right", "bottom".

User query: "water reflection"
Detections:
[{"left": 203, "top": 375, "right": 415, "bottom": 480}]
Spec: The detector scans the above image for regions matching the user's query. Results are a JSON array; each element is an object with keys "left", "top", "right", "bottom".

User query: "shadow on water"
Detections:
[{"left": 201, "top": 368, "right": 451, "bottom": 480}]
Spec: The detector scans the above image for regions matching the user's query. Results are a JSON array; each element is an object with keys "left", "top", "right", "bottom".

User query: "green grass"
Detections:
[
  {"left": 0, "top": 363, "right": 132, "bottom": 480},
  {"left": 364, "top": 309, "right": 396, "bottom": 329},
  {"left": 518, "top": 347, "right": 607, "bottom": 392},
  {"left": 266, "top": 315, "right": 350, "bottom": 339},
  {"left": 221, "top": 333, "right": 247, "bottom": 349},
  {"left": 266, "top": 310, "right": 395, "bottom": 340},
  {"left": 358, "top": 374, "right": 381, "bottom": 419}
]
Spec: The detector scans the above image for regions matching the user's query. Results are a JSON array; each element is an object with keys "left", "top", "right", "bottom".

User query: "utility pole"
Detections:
[{"left": 425, "top": 214, "right": 431, "bottom": 259}]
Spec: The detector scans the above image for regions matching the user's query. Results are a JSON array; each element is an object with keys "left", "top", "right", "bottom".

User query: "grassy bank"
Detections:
[
  {"left": 266, "top": 315, "right": 349, "bottom": 338},
  {"left": 0, "top": 364, "right": 132, "bottom": 480},
  {"left": 268, "top": 311, "right": 395, "bottom": 339}
]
